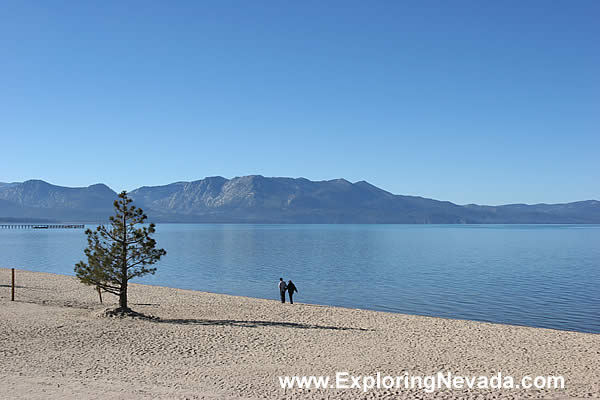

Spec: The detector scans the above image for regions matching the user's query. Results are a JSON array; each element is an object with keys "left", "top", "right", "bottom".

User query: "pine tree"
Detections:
[{"left": 75, "top": 191, "right": 166, "bottom": 311}]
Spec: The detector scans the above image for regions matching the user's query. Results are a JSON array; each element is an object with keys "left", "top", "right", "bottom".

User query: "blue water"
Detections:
[{"left": 1, "top": 224, "right": 599, "bottom": 334}]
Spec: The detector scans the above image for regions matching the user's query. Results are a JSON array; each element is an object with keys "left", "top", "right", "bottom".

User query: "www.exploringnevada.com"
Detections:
[{"left": 279, "top": 371, "right": 565, "bottom": 393}]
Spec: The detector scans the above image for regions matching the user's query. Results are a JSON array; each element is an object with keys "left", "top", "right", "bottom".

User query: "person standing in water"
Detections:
[
  {"left": 287, "top": 280, "right": 298, "bottom": 304},
  {"left": 278, "top": 278, "right": 287, "bottom": 303}
]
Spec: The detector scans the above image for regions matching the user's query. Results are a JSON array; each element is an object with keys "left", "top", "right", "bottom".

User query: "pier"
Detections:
[{"left": 0, "top": 224, "right": 85, "bottom": 229}]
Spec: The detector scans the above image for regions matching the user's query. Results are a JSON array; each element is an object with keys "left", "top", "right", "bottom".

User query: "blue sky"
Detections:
[{"left": 1, "top": 1, "right": 598, "bottom": 205}]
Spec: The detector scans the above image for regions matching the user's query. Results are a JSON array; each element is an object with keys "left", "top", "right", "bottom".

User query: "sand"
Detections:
[{"left": 0, "top": 268, "right": 598, "bottom": 399}]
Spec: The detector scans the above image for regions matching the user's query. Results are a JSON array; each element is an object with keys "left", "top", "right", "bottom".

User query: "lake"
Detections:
[{"left": 1, "top": 224, "right": 599, "bottom": 333}]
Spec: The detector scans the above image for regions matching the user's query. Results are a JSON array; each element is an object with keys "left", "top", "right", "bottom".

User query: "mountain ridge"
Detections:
[{"left": 0, "top": 177, "right": 598, "bottom": 223}]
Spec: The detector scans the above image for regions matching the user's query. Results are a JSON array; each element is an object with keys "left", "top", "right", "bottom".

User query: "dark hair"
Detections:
[{"left": 280, "top": 277, "right": 283, "bottom": 280}]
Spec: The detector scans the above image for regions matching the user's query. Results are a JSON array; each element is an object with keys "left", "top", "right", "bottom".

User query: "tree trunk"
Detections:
[
  {"left": 119, "top": 283, "right": 128, "bottom": 310},
  {"left": 120, "top": 210, "right": 129, "bottom": 310}
]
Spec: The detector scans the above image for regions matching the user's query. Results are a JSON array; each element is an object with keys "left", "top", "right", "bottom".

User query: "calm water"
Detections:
[{"left": 1, "top": 224, "right": 599, "bottom": 333}]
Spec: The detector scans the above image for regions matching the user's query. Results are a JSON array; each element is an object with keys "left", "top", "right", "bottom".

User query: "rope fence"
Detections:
[{"left": 2, "top": 268, "right": 107, "bottom": 306}]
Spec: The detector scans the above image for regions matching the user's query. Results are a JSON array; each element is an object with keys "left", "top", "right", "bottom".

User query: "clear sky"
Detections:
[{"left": 1, "top": 1, "right": 598, "bottom": 205}]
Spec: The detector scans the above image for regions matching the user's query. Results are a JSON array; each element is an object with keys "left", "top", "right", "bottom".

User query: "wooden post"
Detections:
[
  {"left": 11, "top": 268, "right": 15, "bottom": 301},
  {"left": 97, "top": 286, "right": 103, "bottom": 304}
]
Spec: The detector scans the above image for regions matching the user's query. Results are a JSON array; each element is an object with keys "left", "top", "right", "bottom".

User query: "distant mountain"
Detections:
[
  {"left": 128, "top": 176, "right": 469, "bottom": 223},
  {"left": 1, "top": 177, "right": 599, "bottom": 223},
  {"left": 0, "top": 180, "right": 117, "bottom": 222}
]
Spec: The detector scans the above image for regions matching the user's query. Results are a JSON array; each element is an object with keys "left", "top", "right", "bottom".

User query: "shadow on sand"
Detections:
[
  {"left": 156, "top": 317, "right": 374, "bottom": 331},
  {"left": 106, "top": 309, "right": 372, "bottom": 331}
]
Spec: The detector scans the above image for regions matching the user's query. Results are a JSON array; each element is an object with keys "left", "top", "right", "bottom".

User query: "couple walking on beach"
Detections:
[{"left": 278, "top": 278, "right": 298, "bottom": 304}]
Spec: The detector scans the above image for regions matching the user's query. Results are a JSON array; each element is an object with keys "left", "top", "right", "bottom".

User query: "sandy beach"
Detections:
[{"left": 0, "top": 268, "right": 598, "bottom": 399}]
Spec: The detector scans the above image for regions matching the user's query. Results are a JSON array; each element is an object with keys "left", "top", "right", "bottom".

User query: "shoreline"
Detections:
[
  {"left": 1, "top": 268, "right": 599, "bottom": 399},
  {"left": 9, "top": 267, "right": 598, "bottom": 336}
]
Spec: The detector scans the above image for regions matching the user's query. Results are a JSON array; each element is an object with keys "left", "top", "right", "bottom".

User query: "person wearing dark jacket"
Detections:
[
  {"left": 278, "top": 278, "right": 287, "bottom": 303},
  {"left": 287, "top": 280, "right": 298, "bottom": 304}
]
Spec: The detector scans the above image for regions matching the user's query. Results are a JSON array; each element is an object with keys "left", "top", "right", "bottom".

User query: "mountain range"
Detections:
[{"left": 1, "top": 177, "right": 599, "bottom": 224}]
